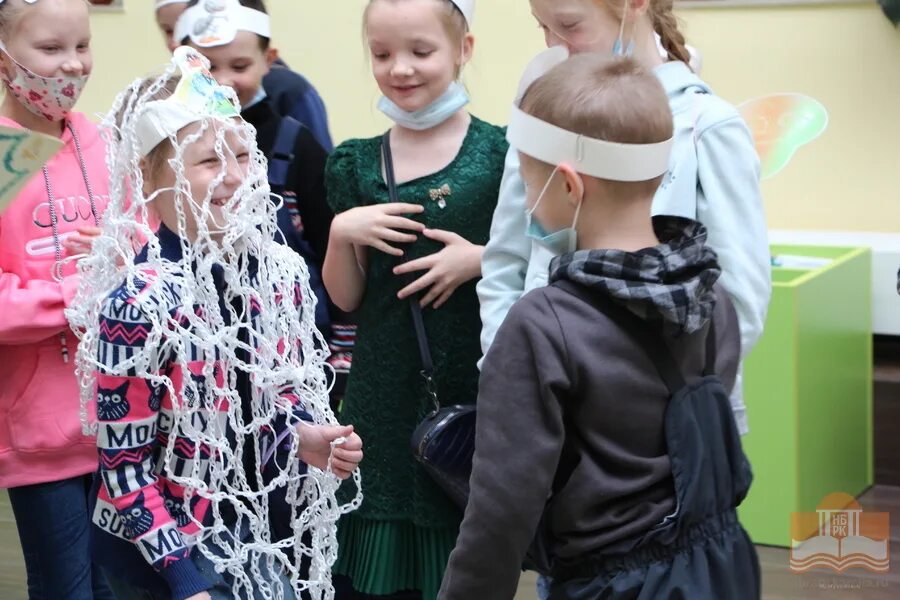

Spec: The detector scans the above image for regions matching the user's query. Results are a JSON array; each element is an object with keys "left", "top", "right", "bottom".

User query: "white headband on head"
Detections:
[
  {"left": 450, "top": 0, "right": 475, "bottom": 27},
  {"left": 155, "top": 0, "right": 188, "bottom": 9},
  {"left": 508, "top": 47, "right": 673, "bottom": 182},
  {"left": 507, "top": 108, "right": 673, "bottom": 181},
  {"left": 174, "top": 0, "right": 271, "bottom": 48},
  {"left": 135, "top": 46, "right": 241, "bottom": 157}
]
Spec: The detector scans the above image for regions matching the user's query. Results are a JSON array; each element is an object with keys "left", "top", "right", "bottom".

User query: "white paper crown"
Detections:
[
  {"left": 450, "top": 0, "right": 475, "bottom": 27},
  {"left": 174, "top": 0, "right": 271, "bottom": 48},
  {"left": 508, "top": 47, "right": 673, "bottom": 182},
  {"left": 135, "top": 46, "right": 241, "bottom": 157},
  {"left": 155, "top": 0, "right": 188, "bottom": 9}
]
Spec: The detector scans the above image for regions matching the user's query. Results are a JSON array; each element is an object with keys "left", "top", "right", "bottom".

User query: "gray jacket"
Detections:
[{"left": 440, "top": 219, "right": 741, "bottom": 599}]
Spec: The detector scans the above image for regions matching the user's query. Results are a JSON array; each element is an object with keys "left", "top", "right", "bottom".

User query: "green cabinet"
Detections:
[{"left": 738, "top": 245, "right": 873, "bottom": 547}]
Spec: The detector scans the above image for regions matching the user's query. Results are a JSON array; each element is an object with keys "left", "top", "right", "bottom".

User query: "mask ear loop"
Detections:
[
  {"left": 570, "top": 184, "right": 585, "bottom": 230},
  {"left": 613, "top": 0, "right": 635, "bottom": 57},
  {"left": 527, "top": 164, "right": 562, "bottom": 218},
  {"left": 558, "top": 160, "right": 585, "bottom": 231}
]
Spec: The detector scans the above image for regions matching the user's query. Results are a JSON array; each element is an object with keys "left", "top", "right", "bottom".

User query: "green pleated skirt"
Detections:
[{"left": 333, "top": 514, "right": 459, "bottom": 600}]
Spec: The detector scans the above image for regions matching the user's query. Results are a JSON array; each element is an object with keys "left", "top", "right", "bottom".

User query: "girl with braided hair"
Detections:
[{"left": 480, "top": 0, "right": 770, "bottom": 438}]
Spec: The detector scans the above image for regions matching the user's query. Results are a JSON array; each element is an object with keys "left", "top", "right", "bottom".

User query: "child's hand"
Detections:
[
  {"left": 393, "top": 229, "right": 483, "bottom": 309},
  {"left": 334, "top": 203, "right": 425, "bottom": 257},
  {"left": 185, "top": 593, "right": 212, "bottom": 600},
  {"left": 297, "top": 424, "right": 363, "bottom": 479},
  {"left": 63, "top": 226, "right": 102, "bottom": 257}
]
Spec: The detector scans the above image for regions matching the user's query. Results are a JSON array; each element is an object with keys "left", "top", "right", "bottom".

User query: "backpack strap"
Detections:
[
  {"left": 702, "top": 317, "right": 717, "bottom": 377},
  {"left": 552, "top": 280, "right": 688, "bottom": 395},
  {"left": 267, "top": 116, "right": 303, "bottom": 194}
]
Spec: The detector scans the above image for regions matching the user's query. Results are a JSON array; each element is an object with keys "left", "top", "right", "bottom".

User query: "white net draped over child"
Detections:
[{"left": 67, "top": 48, "right": 361, "bottom": 600}]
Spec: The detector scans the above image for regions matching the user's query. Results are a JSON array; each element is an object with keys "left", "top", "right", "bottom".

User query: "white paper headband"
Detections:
[
  {"left": 155, "top": 0, "right": 188, "bottom": 9},
  {"left": 509, "top": 46, "right": 673, "bottom": 181},
  {"left": 135, "top": 47, "right": 241, "bottom": 158},
  {"left": 507, "top": 107, "right": 673, "bottom": 182},
  {"left": 449, "top": 0, "right": 475, "bottom": 27},
  {"left": 174, "top": 0, "right": 271, "bottom": 48}
]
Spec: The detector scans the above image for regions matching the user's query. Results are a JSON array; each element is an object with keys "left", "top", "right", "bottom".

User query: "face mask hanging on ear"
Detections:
[
  {"left": 378, "top": 81, "right": 470, "bottom": 131},
  {"left": 0, "top": 42, "right": 88, "bottom": 122},
  {"left": 524, "top": 165, "right": 584, "bottom": 255},
  {"left": 612, "top": 0, "right": 635, "bottom": 57},
  {"left": 508, "top": 48, "right": 674, "bottom": 256}
]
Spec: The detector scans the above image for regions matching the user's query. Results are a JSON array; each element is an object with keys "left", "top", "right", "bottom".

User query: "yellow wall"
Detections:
[{"left": 84, "top": 1, "right": 900, "bottom": 232}]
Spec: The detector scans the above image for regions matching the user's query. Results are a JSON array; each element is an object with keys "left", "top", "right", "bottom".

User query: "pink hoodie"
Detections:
[{"left": 0, "top": 112, "right": 110, "bottom": 488}]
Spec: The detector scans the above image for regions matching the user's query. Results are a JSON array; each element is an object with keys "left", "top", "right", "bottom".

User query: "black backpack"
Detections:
[{"left": 267, "top": 116, "right": 331, "bottom": 334}]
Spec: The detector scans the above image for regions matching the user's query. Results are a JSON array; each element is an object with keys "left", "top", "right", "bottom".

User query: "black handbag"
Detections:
[{"left": 380, "top": 131, "right": 476, "bottom": 510}]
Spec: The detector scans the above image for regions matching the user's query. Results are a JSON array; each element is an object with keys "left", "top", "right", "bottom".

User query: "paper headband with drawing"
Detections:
[
  {"left": 172, "top": 0, "right": 474, "bottom": 41},
  {"left": 508, "top": 46, "right": 673, "bottom": 182},
  {"left": 173, "top": 0, "right": 270, "bottom": 48},
  {"left": 134, "top": 46, "right": 241, "bottom": 157}
]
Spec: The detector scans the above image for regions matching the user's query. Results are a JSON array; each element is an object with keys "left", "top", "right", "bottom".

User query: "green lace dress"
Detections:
[{"left": 325, "top": 116, "right": 508, "bottom": 599}]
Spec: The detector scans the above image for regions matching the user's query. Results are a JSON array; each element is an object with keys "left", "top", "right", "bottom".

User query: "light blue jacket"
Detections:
[{"left": 477, "top": 61, "right": 771, "bottom": 434}]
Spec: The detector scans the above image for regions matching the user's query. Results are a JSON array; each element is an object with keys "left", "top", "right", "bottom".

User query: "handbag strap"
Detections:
[{"left": 381, "top": 131, "right": 440, "bottom": 415}]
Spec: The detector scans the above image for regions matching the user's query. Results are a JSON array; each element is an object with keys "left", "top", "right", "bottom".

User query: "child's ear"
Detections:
[
  {"left": 559, "top": 164, "right": 585, "bottom": 206},
  {"left": 265, "top": 47, "right": 278, "bottom": 71},
  {"left": 0, "top": 53, "right": 13, "bottom": 82},
  {"left": 458, "top": 33, "right": 475, "bottom": 70},
  {"left": 139, "top": 157, "right": 153, "bottom": 197}
]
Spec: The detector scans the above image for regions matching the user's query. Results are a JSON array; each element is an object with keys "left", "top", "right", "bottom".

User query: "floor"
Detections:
[{"left": 2, "top": 486, "right": 898, "bottom": 599}]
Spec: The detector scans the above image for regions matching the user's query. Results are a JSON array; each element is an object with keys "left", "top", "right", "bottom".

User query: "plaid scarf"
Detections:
[{"left": 549, "top": 217, "right": 721, "bottom": 335}]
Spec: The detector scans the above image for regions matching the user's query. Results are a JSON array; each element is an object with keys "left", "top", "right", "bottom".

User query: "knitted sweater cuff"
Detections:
[{"left": 159, "top": 557, "right": 212, "bottom": 600}]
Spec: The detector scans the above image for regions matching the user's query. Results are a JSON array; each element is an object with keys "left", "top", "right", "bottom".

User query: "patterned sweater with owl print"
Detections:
[{"left": 90, "top": 225, "right": 313, "bottom": 600}]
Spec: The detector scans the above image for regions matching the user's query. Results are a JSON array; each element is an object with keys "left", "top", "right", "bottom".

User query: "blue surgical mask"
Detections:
[
  {"left": 244, "top": 87, "right": 267, "bottom": 110},
  {"left": 612, "top": 37, "right": 635, "bottom": 57},
  {"left": 524, "top": 166, "right": 583, "bottom": 255},
  {"left": 377, "top": 81, "right": 469, "bottom": 131}
]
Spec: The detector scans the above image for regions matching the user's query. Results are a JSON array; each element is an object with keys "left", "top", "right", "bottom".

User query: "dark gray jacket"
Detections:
[{"left": 439, "top": 219, "right": 741, "bottom": 599}]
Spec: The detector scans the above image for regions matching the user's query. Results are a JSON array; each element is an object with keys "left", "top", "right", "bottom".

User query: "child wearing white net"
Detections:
[{"left": 67, "top": 47, "right": 363, "bottom": 600}]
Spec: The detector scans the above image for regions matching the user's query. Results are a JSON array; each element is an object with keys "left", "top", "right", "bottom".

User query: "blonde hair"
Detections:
[
  {"left": 521, "top": 54, "right": 673, "bottom": 193},
  {"left": 0, "top": 0, "right": 24, "bottom": 40},
  {"left": 0, "top": 0, "right": 90, "bottom": 41},
  {"left": 600, "top": 0, "right": 692, "bottom": 66},
  {"left": 364, "top": 0, "right": 469, "bottom": 50}
]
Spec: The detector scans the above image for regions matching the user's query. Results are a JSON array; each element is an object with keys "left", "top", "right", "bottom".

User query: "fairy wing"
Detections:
[{"left": 737, "top": 93, "right": 828, "bottom": 179}]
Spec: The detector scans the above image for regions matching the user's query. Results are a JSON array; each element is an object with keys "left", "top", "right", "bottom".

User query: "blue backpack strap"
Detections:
[{"left": 268, "top": 115, "right": 303, "bottom": 192}]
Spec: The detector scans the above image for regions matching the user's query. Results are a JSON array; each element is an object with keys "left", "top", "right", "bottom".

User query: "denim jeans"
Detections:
[{"left": 8, "top": 473, "right": 115, "bottom": 600}]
